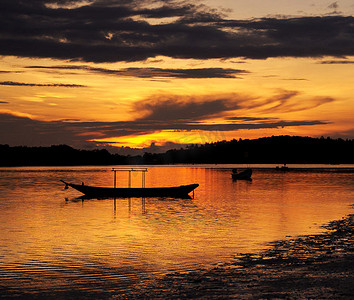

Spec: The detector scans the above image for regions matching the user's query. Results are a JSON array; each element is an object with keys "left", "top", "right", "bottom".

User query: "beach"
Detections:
[{"left": 122, "top": 212, "right": 354, "bottom": 299}]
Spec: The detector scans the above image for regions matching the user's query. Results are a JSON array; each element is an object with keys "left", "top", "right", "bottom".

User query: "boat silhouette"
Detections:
[
  {"left": 231, "top": 168, "right": 252, "bottom": 180},
  {"left": 61, "top": 167, "right": 198, "bottom": 199},
  {"left": 61, "top": 180, "right": 199, "bottom": 199}
]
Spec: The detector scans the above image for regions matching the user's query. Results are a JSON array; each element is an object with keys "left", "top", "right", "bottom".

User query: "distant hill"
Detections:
[
  {"left": 0, "top": 144, "right": 125, "bottom": 166},
  {"left": 149, "top": 136, "right": 354, "bottom": 164},
  {"left": 1, "top": 136, "right": 353, "bottom": 166}
]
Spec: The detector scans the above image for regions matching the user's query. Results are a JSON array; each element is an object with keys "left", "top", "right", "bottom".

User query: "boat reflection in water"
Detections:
[{"left": 65, "top": 195, "right": 149, "bottom": 216}]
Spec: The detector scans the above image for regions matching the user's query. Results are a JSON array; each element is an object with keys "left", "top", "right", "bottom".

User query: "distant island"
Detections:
[{"left": 1, "top": 136, "right": 353, "bottom": 166}]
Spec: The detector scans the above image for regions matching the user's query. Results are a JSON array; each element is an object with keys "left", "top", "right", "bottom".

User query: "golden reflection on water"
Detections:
[{"left": 0, "top": 165, "right": 353, "bottom": 296}]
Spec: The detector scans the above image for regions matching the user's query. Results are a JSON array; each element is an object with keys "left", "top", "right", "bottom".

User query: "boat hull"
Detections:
[{"left": 61, "top": 181, "right": 199, "bottom": 198}]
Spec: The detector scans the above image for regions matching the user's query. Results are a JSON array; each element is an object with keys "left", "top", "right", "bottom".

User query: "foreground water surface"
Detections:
[{"left": 0, "top": 165, "right": 353, "bottom": 297}]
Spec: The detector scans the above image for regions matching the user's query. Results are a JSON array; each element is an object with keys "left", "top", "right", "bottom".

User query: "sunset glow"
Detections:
[{"left": 1, "top": 1, "right": 353, "bottom": 153}]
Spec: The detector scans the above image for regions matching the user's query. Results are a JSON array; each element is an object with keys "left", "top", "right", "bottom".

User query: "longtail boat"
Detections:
[
  {"left": 61, "top": 180, "right": 198, "bottom": 198},
  {"left": 61, "top": 167, "right": 198, "bottom": 198}
]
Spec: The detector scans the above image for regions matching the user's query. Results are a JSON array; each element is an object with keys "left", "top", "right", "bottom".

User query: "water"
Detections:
[{"left": 0, "top": 165, "right": 353, "bottom": 298}]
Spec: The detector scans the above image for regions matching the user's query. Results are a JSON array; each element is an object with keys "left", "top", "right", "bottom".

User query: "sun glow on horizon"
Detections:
[{"left": 91, "top": 130, "right": 225, "bottom": 149}]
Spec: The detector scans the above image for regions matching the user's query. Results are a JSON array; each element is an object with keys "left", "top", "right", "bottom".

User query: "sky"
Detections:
[{"left": 0, "top": 0, "right": 353, "bottom": 154}]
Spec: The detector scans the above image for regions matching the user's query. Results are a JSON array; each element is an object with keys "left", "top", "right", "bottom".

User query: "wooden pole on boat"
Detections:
[
  {"left": 128, "top": 170, "right": 132, "bottom": 188},
  {"left": 142, "top": 171, "right": 145, "bottom": 188},
  {"left": 113, "top": 169, "right": 117, "bottom": 188}
]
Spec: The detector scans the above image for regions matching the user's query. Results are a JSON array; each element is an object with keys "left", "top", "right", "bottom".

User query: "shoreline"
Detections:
[{"left": 123, "top": 212, "right": 354, "bottom": 299}]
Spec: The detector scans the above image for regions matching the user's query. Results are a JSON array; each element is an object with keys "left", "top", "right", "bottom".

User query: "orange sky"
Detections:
[{"left": 0, "top": 1, "right": 353, "bottom": 153}]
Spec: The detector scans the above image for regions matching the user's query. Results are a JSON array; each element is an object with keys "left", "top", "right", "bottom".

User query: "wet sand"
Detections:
[{"left": 122, "top": 213, "right": 353, "bottom": 299}]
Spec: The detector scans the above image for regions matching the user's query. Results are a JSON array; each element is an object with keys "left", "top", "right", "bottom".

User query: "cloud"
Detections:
[
  {"left": 0, "top": 1, "right": 353, "bottom": 62},
  {"left": 327, "top": 2, "right": 340, "bottom": 14},
  {"left": 0, "top": 90, "right": 332, "bottom": 148},
  {"left": 132, "top": 95, "right": 244, "bottom": 121},
  {"left": 328, "top": 2, "right": 339, "bottom": 10},
  {"left": 0, "top": 81, "right": 86, "bottom": 87},
  {"left": 319, "top": 60, "right": 354, "bottom": 64},
  {"left": 281, "top": 78, "right": 308, "bottom": 81},
  {"left": 0, "top": 111, "right": 328, "bottom": 149},
  {"left": 0, "top": 113, "right": 82, "bottom": 147},
  {"left": 0, "top": 101, "right": 9, "bottom": 104},
  {"left": 261, "top": 90, "right": 335, "bottom": 113},
  {"left": 227, "top": 116, "right": 274, "bottom": 122},
  {"left": 26, "top": 65, "right": 249, "bottom": 79}
]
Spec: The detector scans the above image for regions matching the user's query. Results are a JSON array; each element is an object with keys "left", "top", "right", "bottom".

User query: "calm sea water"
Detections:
[{"left": 0, "top": 165, "right": 353, "bottom": 298}]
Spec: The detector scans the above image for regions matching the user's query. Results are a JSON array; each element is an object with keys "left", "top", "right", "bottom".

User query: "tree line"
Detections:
[{"left": 1, "top": 136, "right": 353, "bottom": 166}]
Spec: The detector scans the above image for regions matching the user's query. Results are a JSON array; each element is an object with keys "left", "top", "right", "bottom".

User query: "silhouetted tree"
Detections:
[{"left": 1, "top": 136, "right": 353, "bottom": 166}]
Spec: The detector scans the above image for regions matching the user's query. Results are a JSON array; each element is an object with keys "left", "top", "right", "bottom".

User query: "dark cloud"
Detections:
[
  {"left": 0, "top": 81, "right": 86, "bottom": 87},
  {"left": 328, "top": 2, "right": 339, "bottom": 10},
  {"left": 328, "top": 2, "right": 340, "bottom": 14},
  {"left": 0, "top": 111, "right": 328, "bottom": 149},
  {"left": 0, "top": 70, "right": 23, "bottom": 74},
  {"left": 319, "top": 60, "right": 354, "bottom": 64},
  {"left": 0, "top": 101, "right": 9, "bottom": 104},
  {"left": 129, "top": 93, "right": 332, "bottom": 131},
  {"left": 0, "top": 0, "right": 353, "bottom": 62},
  {"left": 0, "top": 113, "right": 83, "bottom": 147},
  {"left": 227, "top": 117, "right": 274, "bottom": 122},
  {"left": 0, "top": 90, "right": 331, "bottom": 147},
  {"left": 26, "top": 65, "right": 248, "bottom": 78},
  {"left": 281, "top": 78, "right": 308, "bottom": 81},
  {"left": 133, "top": 96, "right": 243, "bottom": 121}
]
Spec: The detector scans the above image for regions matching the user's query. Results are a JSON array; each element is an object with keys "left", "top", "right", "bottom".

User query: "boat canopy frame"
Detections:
[{"left": 112, "top": 167, "right": 148, "bottom": 189}]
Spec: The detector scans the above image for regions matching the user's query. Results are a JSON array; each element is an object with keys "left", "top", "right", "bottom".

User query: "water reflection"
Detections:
[
  {"left": 67, "top": 196, "right": 156, "bottom": 218},
  {"left": 0, "top": 165, "right": 353, "bottom": 297}
]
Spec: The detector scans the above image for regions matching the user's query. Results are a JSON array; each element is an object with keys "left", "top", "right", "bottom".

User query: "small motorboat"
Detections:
[
  {"left": 231, "top": 168, "right": 252, "bottom": 180},
  {"left": 275, "top": 164, "right": 289, "bottom": 171}
]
